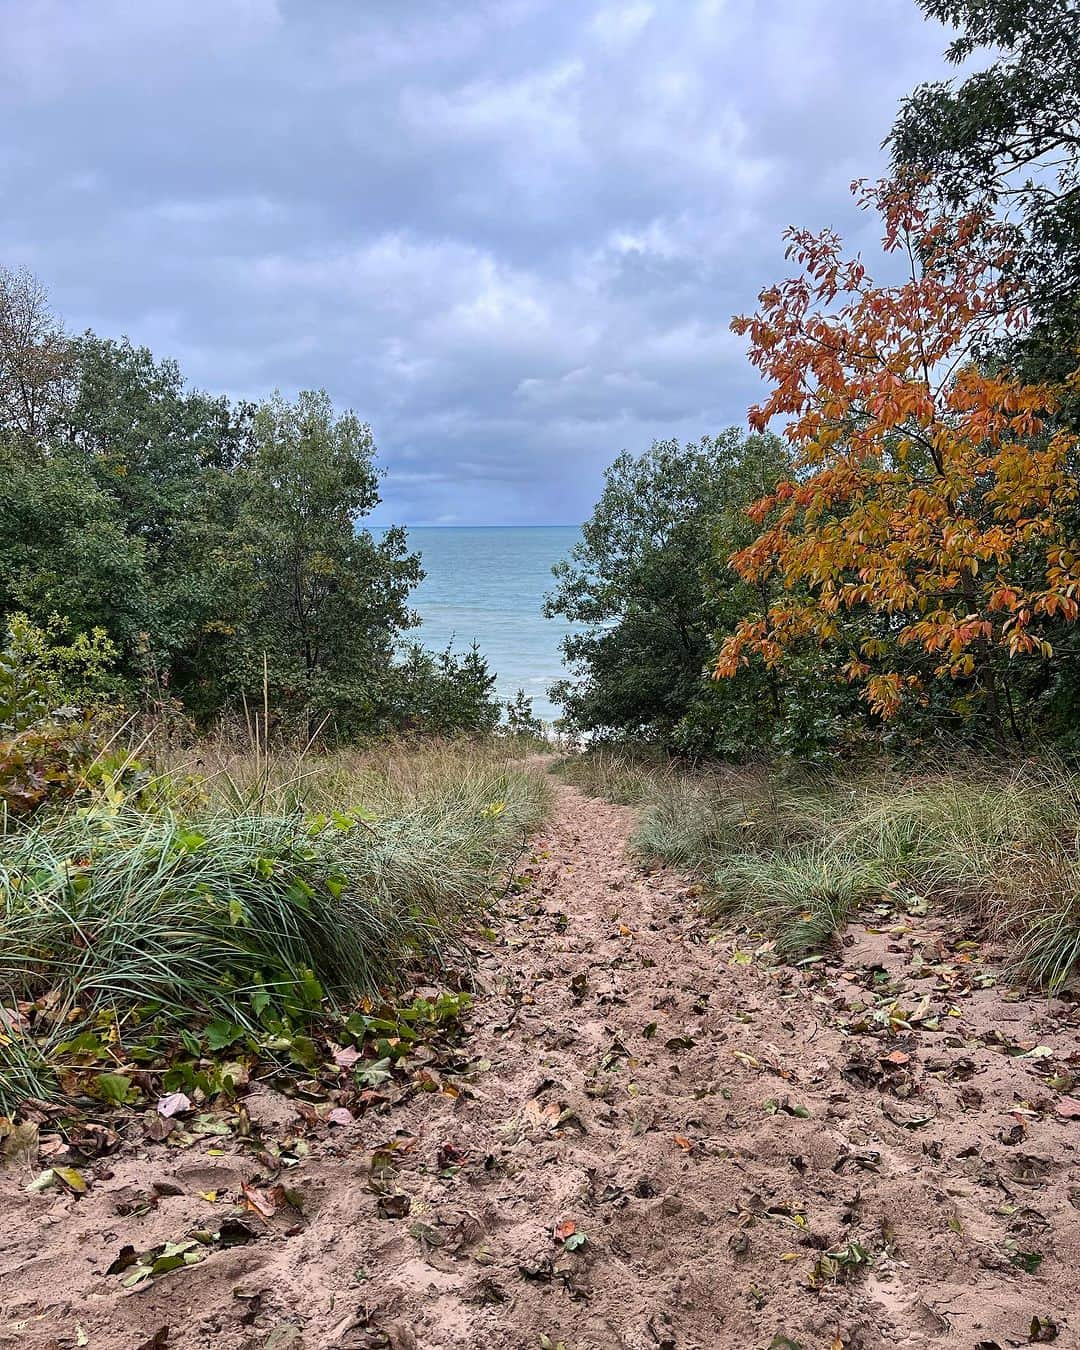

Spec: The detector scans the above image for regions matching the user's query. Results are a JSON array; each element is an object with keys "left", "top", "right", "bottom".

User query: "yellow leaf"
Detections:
[{"left": 53, "top": 1166, "right": 88, "bottom": 1194}]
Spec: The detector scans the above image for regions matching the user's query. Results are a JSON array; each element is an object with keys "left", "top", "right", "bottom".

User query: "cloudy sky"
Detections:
[{"left": 2, "top": 0, "right": 958, "bottom": 524}]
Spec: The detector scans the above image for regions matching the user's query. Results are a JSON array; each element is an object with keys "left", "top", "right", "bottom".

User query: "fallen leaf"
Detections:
[
  {"left": 53, "top": 1166, "right": 89, "bottom": 1194},
  {"left": 553, "top": 1220, "right": 577, "bottom": 1242},
  {"left": 156, "top": 1092, "right": 192, "bottom": 1119},
  {"left": 106, "top": 1244, "right": 140, "bottom": 1275},
  {"left": 240, "top": 1181, "right": 276, "bottom": 1219},
  {"left": 408, "top": 1220, "right": 445, "bottom": 1247}
]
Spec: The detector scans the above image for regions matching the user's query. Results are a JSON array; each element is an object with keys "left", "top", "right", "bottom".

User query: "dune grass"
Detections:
[
  {"left": 559, "top": 749, "right": 1080, "bottom": 989},
  {"left": 0, "top": 739, "right": 551, "bottom": 1108}
]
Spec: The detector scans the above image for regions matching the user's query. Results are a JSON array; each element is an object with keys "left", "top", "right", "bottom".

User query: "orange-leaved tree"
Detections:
[{"left": 714, "top": 178, "right": 1080, "bottom": 741}]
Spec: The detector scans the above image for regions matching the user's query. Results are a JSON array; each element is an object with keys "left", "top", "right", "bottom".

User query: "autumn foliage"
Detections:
[{"left": 715, "top": 178, "right": 1080, "bottom": 730}]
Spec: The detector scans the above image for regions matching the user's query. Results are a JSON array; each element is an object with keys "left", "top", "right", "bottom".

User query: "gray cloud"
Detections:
[{"left": 1, "top": 0, "right": 955, "bottom": 523}]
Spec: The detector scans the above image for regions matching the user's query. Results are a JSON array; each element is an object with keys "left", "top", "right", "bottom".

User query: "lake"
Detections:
[{"left": 395, "top": 526, "right": 582, "bottom": 722}]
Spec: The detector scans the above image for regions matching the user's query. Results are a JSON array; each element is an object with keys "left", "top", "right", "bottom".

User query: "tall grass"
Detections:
[
  {"left": 552, "top": 746, "right": 679, "bottom": 806},
  {"left": 563, "top": 750, "right": 1080, "bottom": 989},
  {"left": 193, "top": 739, "right": 553, "bottom": 918},
  {"left": 0, "top": 739, "right": 551, "bottom": 1107}
]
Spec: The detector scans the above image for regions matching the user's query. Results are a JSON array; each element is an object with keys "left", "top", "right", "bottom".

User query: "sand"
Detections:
[{"left": 1, "top": 780, "right": 1078, "bottom": 1349}]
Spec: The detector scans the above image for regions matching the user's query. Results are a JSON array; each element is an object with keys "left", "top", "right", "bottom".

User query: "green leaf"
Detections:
[
  {"left": 95, "top": 1072, "right": 135, "bottom": 1105},
  {"left": 204, "top": 1020, "right": 244, "bottom": 1051},
  {"left": 355, "top": 1057, "right": 393, "bottom": 1088}
]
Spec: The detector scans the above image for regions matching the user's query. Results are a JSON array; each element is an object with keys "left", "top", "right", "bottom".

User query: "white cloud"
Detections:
[{"left": 589, "top": 3, "right": 655, "bottom": 44}]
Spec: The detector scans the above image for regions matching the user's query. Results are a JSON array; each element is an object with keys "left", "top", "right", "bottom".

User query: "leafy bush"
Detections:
[
  {"left": 0, "top": 612, "right": 119, "bottom": 716},
  {"left": 0, "top": 612, "right": 123, "bottom": 819},
  {"left": 386, "top": 642, "right": 500, "bottom": 736}
]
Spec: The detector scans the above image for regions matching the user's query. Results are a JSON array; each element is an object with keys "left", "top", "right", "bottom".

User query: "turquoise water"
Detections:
[{"left": 399, "top": 526, "right": 581, "bottom": 722}]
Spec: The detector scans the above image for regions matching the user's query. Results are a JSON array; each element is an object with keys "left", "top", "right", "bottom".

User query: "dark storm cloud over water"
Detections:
[{"left": 1, "top": 0, "right": 955, "bottom": 524}]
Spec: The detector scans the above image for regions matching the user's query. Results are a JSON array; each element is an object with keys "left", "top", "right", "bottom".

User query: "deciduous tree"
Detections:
[
  {"left": 714, "top": 179, "right": 1080, "bottom": 744},
  {"left": 0, "top": 266, "right": 71, "bottom": 444},
  {"left": 547, "top": 431, "right": 806, "bottom": 755}
]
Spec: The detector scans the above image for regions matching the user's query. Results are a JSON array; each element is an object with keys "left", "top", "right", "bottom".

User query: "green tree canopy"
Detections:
[
  {"left": 234, "top": 390, "right": 423, "bottom": 736},
  {"left": 546, "top": 430, "right": 807, "bottom": 755},
  {"left": 889, "top": 0, "right": 1080, "bottom": 381},
  {"left": 0, "top": 268, "right": 499, "bottom": 740}
]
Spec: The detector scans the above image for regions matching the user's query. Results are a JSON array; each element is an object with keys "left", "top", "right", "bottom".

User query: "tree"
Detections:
[
  {"left": 236, "top": 390, "right": 423, "bottom": 737},
  {"left": 714, "top": 179, "right": 1080, "bottom": 745},
  {"left": 389, "top": 642, "right": 500, "bottom": 736},
  {"left": 0, "top": 440, "right": 149, "bottom": 647},
  {"left": 0, "top": 329, "right": 254, "bottom": 705},
  {"left": 889, "top": 0, "right": 1080, "bottom": 382},
  {"left": 0, "top": 266, "right": 71, "bottom": 444},
  {"left": 0, "top": 269, "right": 497, "bottom": 741},
  {"left": 546, "top": 432, "right": 798, "bottom": 754},
  {"left": 58, "top": 335, "right": 252, "bottom": 686}
]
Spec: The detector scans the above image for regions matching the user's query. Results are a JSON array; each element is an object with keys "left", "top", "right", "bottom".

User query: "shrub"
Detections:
[
  {"left": 0, "top": 613, "right": 124, "bottom": 820},
  {"left": 387, "top": 642, "right": 500, "bottom": 736}
]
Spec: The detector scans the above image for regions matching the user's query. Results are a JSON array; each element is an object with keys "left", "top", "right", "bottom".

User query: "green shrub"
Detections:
[
  {"left": 0, "top": 612, "right": 124, "bottom": 820},
  {"left": 387, "top": 642, "right": 500, "bottom": 736}
]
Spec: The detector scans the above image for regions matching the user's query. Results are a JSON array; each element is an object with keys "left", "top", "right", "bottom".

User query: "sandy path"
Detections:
[{"left": 2, "top": 781, "right": 1078, "bottom": 1349}]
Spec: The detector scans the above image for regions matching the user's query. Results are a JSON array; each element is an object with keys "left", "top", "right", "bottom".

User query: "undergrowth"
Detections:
[
  {"left": 0, "top": 740, "right": 551, "bottom": 1110},
  {"left": 557, "top": 750, "right": 1080, "bottom": 990}
]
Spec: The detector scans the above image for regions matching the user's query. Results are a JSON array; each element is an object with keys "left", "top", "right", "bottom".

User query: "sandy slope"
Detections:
[{"left": 2, "top": 780, "right": 1078, "bottom": 1349}]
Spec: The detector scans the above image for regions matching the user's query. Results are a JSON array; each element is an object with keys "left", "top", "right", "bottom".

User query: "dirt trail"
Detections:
[{"left": 2, "top": 781, "right": 1079, "bottom": 1349}]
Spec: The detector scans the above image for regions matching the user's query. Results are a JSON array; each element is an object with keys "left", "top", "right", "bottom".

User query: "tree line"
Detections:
[
  {"left": 0, "top": 273, "right": 503, "bottom": 741},
  {"left": 546, "top": 0, "right": 1080, "bottom": 759}
]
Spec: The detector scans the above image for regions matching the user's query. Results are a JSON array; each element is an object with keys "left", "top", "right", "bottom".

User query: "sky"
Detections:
[{"left": 1, "top": 0, "right": 960, "bottom": 525}]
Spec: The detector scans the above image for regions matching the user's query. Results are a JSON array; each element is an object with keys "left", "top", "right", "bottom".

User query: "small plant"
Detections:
[
  {"left": 807, "top": 1240, "right": 873, "bottom": 1289},
  {"left": 502, "top": 689, "right": 546, "bottom": 743}
]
